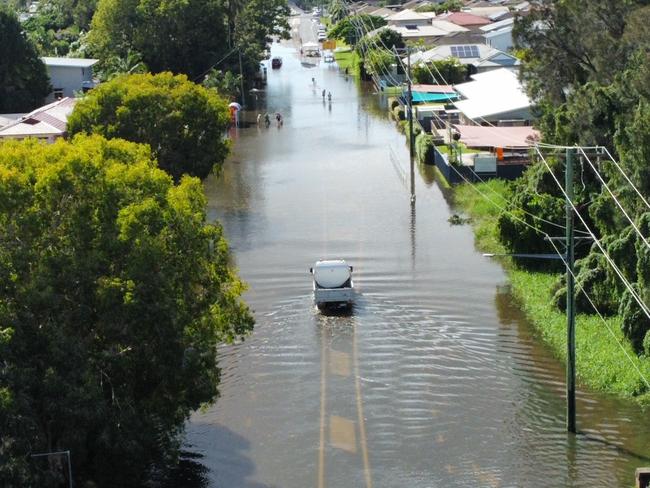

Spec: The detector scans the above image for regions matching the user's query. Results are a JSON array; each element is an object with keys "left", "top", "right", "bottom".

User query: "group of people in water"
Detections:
[
  {"left": 312, "top": 78, "right": 332, "bottom": 102},
  {"left": 256, "top": 112, "right": 283, "bottom": 128},
  {"left": 254, "top": 75, "right": 337, "bottom": 128}
]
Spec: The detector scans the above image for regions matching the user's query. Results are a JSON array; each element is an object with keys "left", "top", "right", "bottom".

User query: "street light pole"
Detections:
[{"left": 566, "top": 147, "right": 576, "bottom": 434}]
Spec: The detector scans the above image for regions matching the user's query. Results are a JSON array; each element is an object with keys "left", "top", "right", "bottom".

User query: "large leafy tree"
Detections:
[
  {"left": 0, "top": 6, "right": 50, "bottom": 112},
  {"left": 502, "top": 0, "right": 650, "bottom": 351},
  {"left": 0, "top": 135, "right": 254, "bottom": 487},
  {"left": 67, "top": 72, "right": 231, "bottom": 181},
  {"left": 233, "top": 0, "right": 290, "bottom": 80},
  {"left": 328, "top": 14, "right": 387, "bottom": 46},
  {"left": 88, "top": 0, "right": 229, "bottom": 79}
]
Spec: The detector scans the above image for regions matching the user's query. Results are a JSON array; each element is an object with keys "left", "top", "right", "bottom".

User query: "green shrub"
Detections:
[
  {"left": 415, "top": 133, "right": 435, "bottom": 164},
  {"left": 393, "top": 105, "right": 405, "bottom": 120},
  {"left": 388, "top": 97, "right": 399, "bottom": 110}
]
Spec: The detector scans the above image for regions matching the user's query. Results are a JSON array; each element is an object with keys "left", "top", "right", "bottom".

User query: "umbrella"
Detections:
[{"left": 228, "top": 102, "right": 242, "bottom": 111}]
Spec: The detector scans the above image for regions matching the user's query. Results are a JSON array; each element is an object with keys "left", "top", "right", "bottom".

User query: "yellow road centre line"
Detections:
[
  {"left": 329, "top": 415, "right": 357, "bottom": 453},
  {"left": 353, "top": 322, "right": 373, "bottom": 488},
  {"left": 329, "top": 350, "right": 351, "bottom": 377},
  {"left": 318, "top": 334, "right": 327, "bottom": 488}
]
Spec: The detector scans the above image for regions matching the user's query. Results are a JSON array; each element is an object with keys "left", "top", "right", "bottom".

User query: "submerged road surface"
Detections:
[{"left": 182, "top": 16, "right": 650, "bottom": 488}]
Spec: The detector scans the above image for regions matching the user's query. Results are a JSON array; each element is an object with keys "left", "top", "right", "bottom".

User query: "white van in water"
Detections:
[{"left": 310, "top": 260, "right": 354, "bottom": 310}]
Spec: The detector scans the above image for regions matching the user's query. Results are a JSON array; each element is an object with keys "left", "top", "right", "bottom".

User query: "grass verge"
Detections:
[{"left": 454, "top": 180, "right": 650, "bottom": 404}]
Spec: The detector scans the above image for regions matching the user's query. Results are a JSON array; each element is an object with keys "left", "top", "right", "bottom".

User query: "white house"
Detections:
[
  {"left": 387, "top": 9, "right": 433, "bottom": 27},
  {"left": 408, "top": 44, "right": 519, "bottom": 74},
  {"left": 0, "top": 98, "right": 76, "bottom": 143},
  {"left": 41, "top": 57, "right": 99, "bottom": 103},
  {"left": 480, "top": 18, "right": 515, "bottom": 52},
  {"left": 453, "top": 69, "right": 532, "bottom": 124}
]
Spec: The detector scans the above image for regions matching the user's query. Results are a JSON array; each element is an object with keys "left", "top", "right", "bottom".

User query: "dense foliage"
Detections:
[
  {"left": 328, "top": 14, "right": 387, "bottom": 46},
  {"left": 88, "top": 0, "right": 289, "bottom": 82},
  {"left": 0, "top": 135, "right": 254, "bottom": 486},
  {"left": 415, "top": 0, "right": 462, "bottom": 14},
  {"left": 503, "top": 0, "right": 650, "bottom": 352},
  {"left": 22, "top": 0, "right": 97, "bottom": 56},
  {"left": 412, "top": 58, "right": 467, "bottom": 84},
  {"left": 68, "top": 72, "right": 231, "bottom": 181},
  {"left": 0, "top": 6, "right": 50, "bottom": 112}
]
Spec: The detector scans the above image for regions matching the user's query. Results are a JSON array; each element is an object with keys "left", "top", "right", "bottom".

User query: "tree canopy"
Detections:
[
  {"left": 0, "top": 5, "right": 50, "bottom": 112},
  {"left": 328, "top": 14, "right": 387, "bottom": 46},
  {"left": 412, "top": 58, "right": 466, "bottom": 85},
  {"left": 67, "top": 72, "right": 231, "bottom": 181},
  {"left": 500, "top": 0, "right": 650, "bottom": 352},
  {"left": 0, "top": 135, "right": 254, "bottom": 487},
  {"left": 88, "top": 0, "right": 289, "bottom": 82}
]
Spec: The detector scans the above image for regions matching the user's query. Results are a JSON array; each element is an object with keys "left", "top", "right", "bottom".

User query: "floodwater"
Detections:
[{"left": 181, "top": 15, "right": 650, "bottom": 488}]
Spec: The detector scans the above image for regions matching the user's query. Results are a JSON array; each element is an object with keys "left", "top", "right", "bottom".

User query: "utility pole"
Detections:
[
  {"left": 406, "top": 47, "right": 414, "bottom": 160},
  {"left": 565, "top": 147, "right": 576, "bottom": 434},
  {"left": 238, "top": 49, "right": 246, "bottom": 109}
]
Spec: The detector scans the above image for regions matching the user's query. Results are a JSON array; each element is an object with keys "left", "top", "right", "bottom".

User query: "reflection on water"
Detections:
[{"left": 178, "top": 39, "right": 650, "bottom": 488}]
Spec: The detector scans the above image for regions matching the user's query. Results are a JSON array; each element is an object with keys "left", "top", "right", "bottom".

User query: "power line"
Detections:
[
  {"left": 599, "top": 146, "right": 650, "bottom": 213},
  {"left": 448, "top": 153, "right": 650, "bottom": 393},
  {"left": 535, "top": 146, "right": 650, "bottom": 321},
  {"left": 577, "top": 146, "right": 650, "bottom": 251}
]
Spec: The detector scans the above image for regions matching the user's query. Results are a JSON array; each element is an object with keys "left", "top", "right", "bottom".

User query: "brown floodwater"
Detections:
[{"left": 179, "top": 21, "right": 650, "bottom": 488}]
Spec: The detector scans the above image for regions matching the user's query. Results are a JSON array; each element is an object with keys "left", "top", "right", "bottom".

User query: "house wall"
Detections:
[
  {"left": 45, "top": 65, "right": 94, "bottom": 102},
  {"left": 484, "top": 29, "right": 513, "bottom": 52}
]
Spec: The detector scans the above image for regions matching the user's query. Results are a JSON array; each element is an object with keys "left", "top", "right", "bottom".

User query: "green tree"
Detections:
[
  {"left": 0, "top": 135, "right": 254, "bottom": 487},
  {"left": 328, "top": 0, "right": 346, "bottom": 24},
  {"left": 88, "top": 0, "right": 229, "bottom": 79},
  {"left": 328, "top": 14, "right": 386, "bottom": 46},
  {"left": 0, "top": 6, "right": 50, "bottom": 112},
  {"left": 415, "top": 0, "right": 462, "bottom": 13},
  {"left": 412, "top": 58, "right": 466, "bottom": 84},
  {"left": 233, "top": 0, "right": 290, "bottom": 82},
  {"left": 356, "top": 27, "right": 404, "bottom": 56},
  {"left": 67, "top": 72, "right": 231, "bottom": 181},
  {"left": 504, "top": 0, "right": 650, "bottom": 350}
]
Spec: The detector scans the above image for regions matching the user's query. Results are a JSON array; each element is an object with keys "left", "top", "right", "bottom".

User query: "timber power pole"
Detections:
[
  {"left": 406, "top": 47, "right": 414, "bottom": 161},
  {"left": 565, "top": 147, "right": 576, "bottom": 434},
  {"left": 238, "top": 49, "right": 246, "bottom": 109}
]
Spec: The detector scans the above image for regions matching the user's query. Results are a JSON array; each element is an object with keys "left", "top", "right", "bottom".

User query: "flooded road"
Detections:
[{"left": 183, "top": 20, "right": 650, "bottom": 488}]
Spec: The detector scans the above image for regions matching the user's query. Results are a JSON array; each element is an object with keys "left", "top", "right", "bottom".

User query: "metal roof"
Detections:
[{"left": 42, "top": 57, "right": 99, "bottom": 68}]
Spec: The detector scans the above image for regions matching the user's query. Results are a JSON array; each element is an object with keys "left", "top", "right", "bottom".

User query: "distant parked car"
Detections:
[
  {"left": 318, "top": 32, "right": 327, "bottom": 41},
  {"left": 271, "top": 57, "right": 282, "bottom": 69}
]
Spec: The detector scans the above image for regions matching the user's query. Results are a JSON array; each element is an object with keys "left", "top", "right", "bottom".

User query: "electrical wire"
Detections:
[
  {"left": 448, "top": 157, "right": 650, "bottom": 391},
  {"left": 599, "top": 146, "right": 650, "bottom": 213},
  {"left": 577, "top": 147, "right": 650, "bottom": 250},
  {"left": 535, "top": 146, "right": 650, "bottom": 320}
]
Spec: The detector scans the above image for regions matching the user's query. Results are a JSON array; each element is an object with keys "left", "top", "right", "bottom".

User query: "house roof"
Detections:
[
  {"left": 378, "top": 24, "right": 451, "bottom": 39},
  {"left": 430, "top": 19, "right": 469, "bottom": 33},
  {"left": 42, "top": 57, "right": 99, "bottom": 68},
  {"left": 411, "top": 84, "right": 456, "bottom": 94},
  {"left": 462, "top": 6, "right": 510, "bottom": 19},
  {"left": 453, "top": 69, "right": 531, "bottom": 120},
  {"left": 480, "top": 17, "right": 514, "bottom": 32},
  {"left": 0, "top": 98, "right": 77, "bottom": 138},
  {"left": 388, "top": 9, "right": 430, "bottom": 22},
  {"left": 0, "top": 114, "right": 24, "bottom": 129},
  {"left": 441, "top": 12, "right": 491, "bottom": 27},
  {"left": 452, "top": 124, "right": 540, "bottom": 148},
  {"left": 410, "top": 44, "right": 496, "bottom": 65}
]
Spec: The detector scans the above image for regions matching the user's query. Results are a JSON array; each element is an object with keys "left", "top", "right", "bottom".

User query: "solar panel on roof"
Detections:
[{"left": 450, "top": 45, "right": 480, "bottom": 59}]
